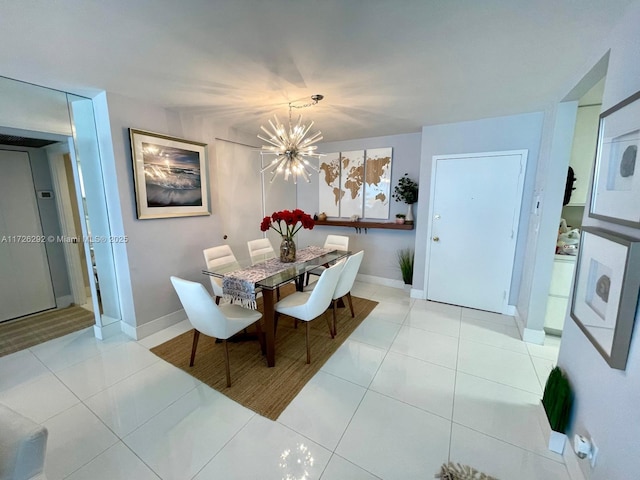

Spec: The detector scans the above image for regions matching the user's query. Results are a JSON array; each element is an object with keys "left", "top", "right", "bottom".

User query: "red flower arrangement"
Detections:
[{"left": 260, "top": 209, "right": 315, "bottom": 239}]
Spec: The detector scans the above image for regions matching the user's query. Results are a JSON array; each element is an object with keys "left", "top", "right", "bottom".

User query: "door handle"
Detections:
[{"left": 432, "top": 236, "right": 440, "bottom": 242}]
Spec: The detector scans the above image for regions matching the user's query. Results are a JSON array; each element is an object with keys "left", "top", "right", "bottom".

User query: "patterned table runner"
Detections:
[{"left": 222, "top": 246, "right": 331, "bottom": 308}]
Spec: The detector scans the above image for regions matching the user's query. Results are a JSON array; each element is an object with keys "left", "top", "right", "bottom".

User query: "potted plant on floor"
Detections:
[
  {"left": 540, "top": 366, "right": 573, "bottom": 454},
  {"left": 397, "top": 248, "right": 414, "bottom": 287}
]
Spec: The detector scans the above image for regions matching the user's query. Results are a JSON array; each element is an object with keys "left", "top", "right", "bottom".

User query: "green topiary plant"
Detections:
[
  {"left": 392, "top": 173, "right": 419, "bottom": 204},
  {"left": 542, "top": 366, "right": 573, "bottom": 433},
  {"left": 397, "top": 248, "right": 414, "bottom": 285}
]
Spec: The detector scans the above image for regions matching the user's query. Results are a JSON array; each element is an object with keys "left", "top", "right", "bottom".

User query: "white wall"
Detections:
[
  {"left": 297, "top": 132, "right": 421, "bottom": 284},
  {"left": 102, "top": 93, "right": 292, "bottom": 336},
  {"left": 414, "top": 112, "right": 545, "bottom": 304},
  {"left": 556, "top": 3, "right": 640, "bottom": 479},
  {"left": 101, "top": 92, "right": 228, "bottom": 333},
  {"left": 0, "top": 78, "right": 71, "bottom": 136},
  {"left": 518, "top": 102, "right": 577, "bottom": 341}
]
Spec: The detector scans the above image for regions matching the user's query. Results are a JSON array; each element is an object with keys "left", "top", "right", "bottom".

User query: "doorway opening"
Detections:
[
  {"left": 544, "top": 77, "right": 605, "bottom": 337},
  {"left": 0, "top": 135, "right": 99, "bottom": 356}
]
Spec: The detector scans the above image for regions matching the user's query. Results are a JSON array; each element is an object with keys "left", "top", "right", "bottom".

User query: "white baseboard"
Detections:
[
  {"left": 410, "top": 288, "right": 425, "bottom": 299},
  {"left": 523, "top": 327, "right": 546, "bottom": 345},
  {"left": 514, "top": 306, "right": 526, "bottom": 338},
  {"left": 120, "top": 309, "right": 187, "bottom": 340},
  {"left": 56, "top": 295, "right": 73, "bottom": 308},
  {"left": 356, "top": 273, "right": 405, "bottom": 289},
  {"left": 93, "top": 318, "right": 122, "bottom": 340}
]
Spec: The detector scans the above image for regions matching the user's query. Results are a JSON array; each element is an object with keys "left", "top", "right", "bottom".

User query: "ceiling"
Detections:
[{"left": 0, "top": 0, "right": 635, "bottom": 142}]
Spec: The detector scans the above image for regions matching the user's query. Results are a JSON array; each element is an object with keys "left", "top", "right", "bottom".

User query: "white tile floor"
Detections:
[{"left": 0, "top": 282, "right": 569, "bottom": 480}]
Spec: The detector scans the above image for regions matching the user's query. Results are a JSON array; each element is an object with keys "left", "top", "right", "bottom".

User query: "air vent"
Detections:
[{"left": 0, "top": 134, "right": 58, "bottom": 148}]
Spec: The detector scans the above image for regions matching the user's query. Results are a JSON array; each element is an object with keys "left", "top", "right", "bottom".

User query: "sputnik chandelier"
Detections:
[{"left": 258, "top": 94, "right": 324, "bottom": 183}]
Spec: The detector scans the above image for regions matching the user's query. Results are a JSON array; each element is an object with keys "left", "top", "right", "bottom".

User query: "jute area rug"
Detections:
[
  {"left": 151, "top": 285, "right": 377, "bottom": 420},
  {"left": 0, "top": 305, "right": 95, "bottom": 357}
]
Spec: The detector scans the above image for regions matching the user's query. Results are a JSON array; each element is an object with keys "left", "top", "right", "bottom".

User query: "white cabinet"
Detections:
[{"left": 544, "top": 255, "right": 577, "bottom": 334}]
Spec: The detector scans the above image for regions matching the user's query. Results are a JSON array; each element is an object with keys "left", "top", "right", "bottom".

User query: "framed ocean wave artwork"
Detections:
[{"left": 129, "top": 129, "right": 210, "bottom": 219}]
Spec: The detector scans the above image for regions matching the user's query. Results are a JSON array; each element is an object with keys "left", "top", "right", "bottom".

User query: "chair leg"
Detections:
[
  {"left": 332, "top": 300, "right": 338, "bottom": 337},
  {"left": 274, "top": 311, "right": 280, "bottom": 335},
  {"left": 189, "top": 330, "right": 200, "bottom": 367},
  {"left": 325, "top": 307, "right": 335, "bottom": 339},
  {"left": 346, "top": 292, "right": 355, "bottom": 317},
  {"left": 215, "top": 296, "right": 221, "bottom": 305},
  {"left": 305, "top": 321, "right": 311, "bottom": 364},
  {"left": 255, "top": 318, "right": 265, "bottom": 353},
  {"left": 223, "top": 339, "right": 231, "bottom": 387},
  {"left": 305, "top": 271, "right": 310, "bottom": 286}
]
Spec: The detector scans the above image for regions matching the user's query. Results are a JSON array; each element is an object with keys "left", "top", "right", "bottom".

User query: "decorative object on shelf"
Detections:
[
  {"left": 570, "top": 227, "right": 640, "bottom": 370},
  {"left": 395, "top": 214, "right": 406, "bottom": 224},
  {"left": 589, "top": 89, "right": 640, "bottom": 227},
  {"left": 260, "top": 209, "right": 315, "bottom": 263},
  {"left": 541, "top": 366, "right": 573, "bottom": 454},
  {"left": 392, "top": 173, "right": 418, "bottom": 224},
  {"left": 350, "top": 214, "right": 359, "bottom": 222},
  {"left": 258, "top": 94, "right": 324, "bottom": 184},
  {"left": 397, "top": 248, "right": 414, "bottom": 285},
  {"left": 129, "top": 129, "right": 209, "bottom": 219},
  {"left": 317, "top": 212, "right": 327, "bottom": 221}
]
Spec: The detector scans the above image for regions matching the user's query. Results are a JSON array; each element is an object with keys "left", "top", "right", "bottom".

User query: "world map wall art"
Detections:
[{"left": 318, "top": 147, "right": 392, "bottom": 219}]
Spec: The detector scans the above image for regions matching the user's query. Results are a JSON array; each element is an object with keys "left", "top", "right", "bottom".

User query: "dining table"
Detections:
[{"left": 203, "top": 246, "right": 349, "bottom": 367}]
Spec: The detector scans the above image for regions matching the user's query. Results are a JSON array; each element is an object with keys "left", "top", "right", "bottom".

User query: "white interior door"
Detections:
[
  {"left": 426, "top": 150, "right": 527, "bottom": 313},
  {"left": 215, "top": 140, "right": 264, "bottom": 262},
  {"left": 0, "top": 150, "right": 55, "bottom": 321}
]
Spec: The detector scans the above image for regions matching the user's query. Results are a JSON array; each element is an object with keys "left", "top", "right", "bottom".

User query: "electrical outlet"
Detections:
[{"left": 590, "top": 438, "right": 598, "bottom": 468}]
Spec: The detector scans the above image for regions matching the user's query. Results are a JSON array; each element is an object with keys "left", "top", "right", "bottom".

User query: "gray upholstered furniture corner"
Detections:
[{"left": 0, "top": 403, "right": 48, "bottom": 480}]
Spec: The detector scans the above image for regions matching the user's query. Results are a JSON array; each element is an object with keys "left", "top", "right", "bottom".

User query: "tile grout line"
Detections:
[
  {"left": 447, "top": 307, "right": 463, "bottom": 464},
  {"left": 319, "top": 296, "right": 409, "bottom": 474}
]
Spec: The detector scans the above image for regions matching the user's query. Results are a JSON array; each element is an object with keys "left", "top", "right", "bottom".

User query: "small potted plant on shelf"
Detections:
[
  {"left": 395, "top": 214, "right": 406, "bottom": 224},
  {"left": 392, "top": 173, "right": 418, "bottom": 224}
]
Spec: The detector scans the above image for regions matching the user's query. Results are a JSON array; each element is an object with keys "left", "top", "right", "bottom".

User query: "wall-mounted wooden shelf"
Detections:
[{"left": 314, "top": 219, "right": 414, "bottom": 233}]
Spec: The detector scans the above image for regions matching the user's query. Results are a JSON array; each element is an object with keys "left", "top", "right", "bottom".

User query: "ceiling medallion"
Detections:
[{"left": 258, "top": 94, "right": 324, "bottom": 183}]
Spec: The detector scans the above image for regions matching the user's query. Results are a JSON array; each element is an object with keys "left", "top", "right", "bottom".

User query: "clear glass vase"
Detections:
[{"left": 280, "top": 236, "right": 296, "bottom": 263}]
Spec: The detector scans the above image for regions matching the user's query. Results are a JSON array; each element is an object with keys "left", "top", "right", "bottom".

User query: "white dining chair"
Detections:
[
  {"left": 203, "top": 245, "right": 239, "bottom": 304},
  {"left": 274, "top": 261, "right": 344, "bottom": 364},
  {"left": 0, "top": 402, "right": 49, "bottom": 480},
  {"left": 247, "top": 238, "right": 276, "bottom": 265},
  {"left": 170, "top": 276, "right": 263, "bottom": 387},
  {"left": 328, "top": 250, "right": 364, "bottom": 336},
  {"left": 305, "top": 234, "right": 349, "bottom": 285}
]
